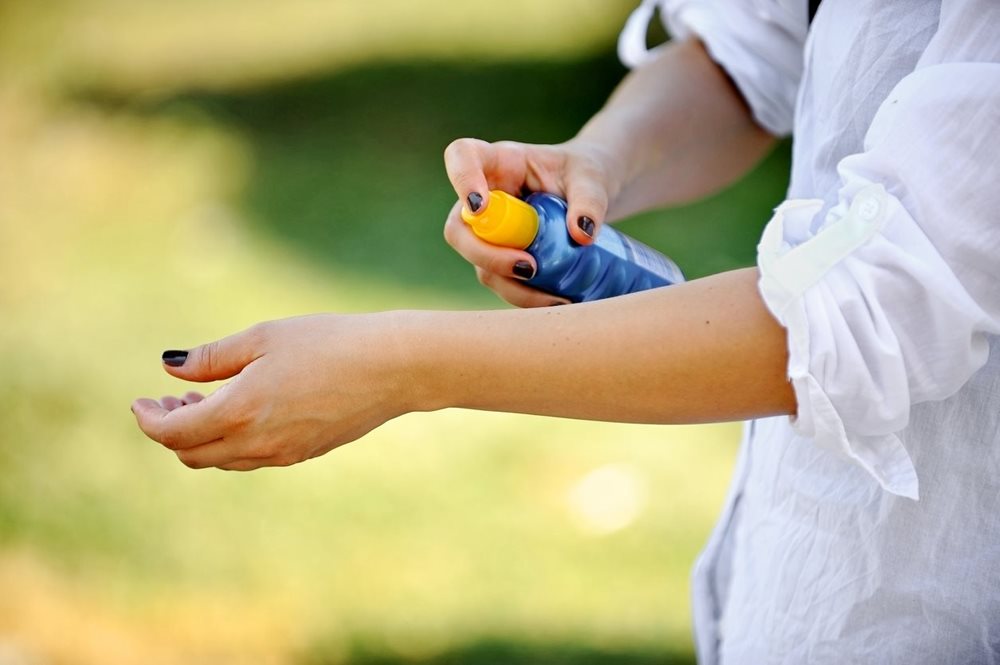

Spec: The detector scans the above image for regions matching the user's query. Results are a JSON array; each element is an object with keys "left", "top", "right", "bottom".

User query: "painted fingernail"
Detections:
[
  {"left": 162, "top": 350, "right": 188, "bottom": 367},
  {"left": 512, "top": 260, "right": 535, "bottom": 280},
  {"left": 577, "top": 216, "right": 595, "bottom": 238},
  {"left": 467, "top": 192, "right": 484, "bottom": 213}
]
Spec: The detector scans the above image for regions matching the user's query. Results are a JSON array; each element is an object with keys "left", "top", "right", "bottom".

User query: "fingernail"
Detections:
[
  {"left": 512, "top": 260, "right": 535, "bottom": 280},
  {"left": 577, "top": 216, "right": 595, "bottom": 238},
  {"left": 467, "top": 192, "right": 484, "bottom": 213},
  {"left": 162, "top": 350, "right": 188, "bottom": 367}
]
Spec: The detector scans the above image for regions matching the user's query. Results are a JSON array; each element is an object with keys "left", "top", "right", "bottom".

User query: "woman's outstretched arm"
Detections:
[{"left": 131, "top": 267, "right": 793, "bottom": 470}]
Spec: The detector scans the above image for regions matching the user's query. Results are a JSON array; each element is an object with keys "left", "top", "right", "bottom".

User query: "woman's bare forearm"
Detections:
[
  {"left": 575, "top": 38, "right": 777, "bottom": 221},
  {"left": 405, "top": 268, "right": 795, "bottom": 423},
  {"left": 133, "top": 269, "right": 794, "bottom": 469}
]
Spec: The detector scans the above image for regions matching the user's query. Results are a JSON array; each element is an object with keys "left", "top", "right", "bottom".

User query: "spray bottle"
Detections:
[{"left": 462, "top": 190, "right": 684, "bottom": 303}]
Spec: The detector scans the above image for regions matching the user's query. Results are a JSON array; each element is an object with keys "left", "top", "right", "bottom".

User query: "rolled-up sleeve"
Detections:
[
  {"left": 757, "top": 5, "right": 1000, "bottom": 500},
  {"left": 618, "top": 0, "right": 807, "bottom": 136}
]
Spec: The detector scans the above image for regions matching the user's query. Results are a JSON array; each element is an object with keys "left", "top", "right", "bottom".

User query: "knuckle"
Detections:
[
  {"left": 475, "top": 267, "right": 493, "bottom": 287},
  {"left": 569, "top": 187, "right": 607, "bottom": 212},
  {"left": 567, "top": 169, "right": 609, "bottom": 203},
  {"left": 446, "top": 137, "right": 486, "bottom": 156},
  {"left": 244, "top": 437, "right": 278, "bottom": 459},
  {"left": 575, "top": 152, "right": 603, "bottom": 175},
  {"left": 157, "top": 428, "right": 181, "bottom": 451},
  {"left": 454, "top": 172, "right": 481, "bottom": 193},
  {"left": 228, "top": 402, "right": 257, "bottom": 434},
  {"left": 245, "top": 321, "right": 272, "bottom": 347},
  {"left": 216, "top": 401, "right": 253, "bottom": 439},
  {"left": 492, "top": 139, "right": 522, "bottom": 153},
  {"left": 570, "top": 144, "right": 607, "bottom": 172},
  {"left": 443, "top": 138, "right": 467, "bottom": 160},
  {"left": 443, "top": 216, "right": 460, "bottom": 245},
  {"left": 199, "top": 340, "right": 220, "bottom": 375},
  {"left": 271, "top": 453, "right": 299, "bottom": 468},
  {"left": 488, "top": 254, "right": 515, "bottom": 277},
  {"left": 176, "top": 451, "right": 206, "bottom": 469}
]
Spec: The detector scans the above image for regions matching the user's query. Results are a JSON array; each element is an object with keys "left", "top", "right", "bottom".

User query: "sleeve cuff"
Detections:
[
  {"left": 663, "top": 4, "right": 800, "bottom": 136},
  {"left": 618, "top": 0, "right": 805, "bottom": 137},
  {"left": 756, "top": 190, "right": 920, "bottom": 500}
]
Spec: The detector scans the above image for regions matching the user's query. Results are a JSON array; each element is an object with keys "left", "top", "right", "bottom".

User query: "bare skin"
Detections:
[{"left": 132, "top": 38, "right": 796, "bottom": 470}]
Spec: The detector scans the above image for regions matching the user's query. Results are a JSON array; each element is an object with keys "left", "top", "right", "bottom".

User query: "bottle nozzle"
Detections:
[{"left": 461, "top": 190, "right": 539, "bottom": 249}]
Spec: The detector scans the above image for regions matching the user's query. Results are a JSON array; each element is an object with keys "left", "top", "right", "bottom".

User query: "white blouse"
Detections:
[{"left": 620, "top": 0, "right": 1000, "bottom": 662}]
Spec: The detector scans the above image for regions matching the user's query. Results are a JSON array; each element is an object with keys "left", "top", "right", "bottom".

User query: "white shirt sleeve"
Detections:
[
  {"left": 618, "top": 0, "right": 807, "bottom": 136},
  {"left": 756, "top": 0, "right": 1000, "bottom": 500}
]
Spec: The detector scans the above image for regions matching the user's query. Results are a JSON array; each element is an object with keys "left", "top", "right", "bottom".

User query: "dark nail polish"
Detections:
[
  {"left": 577, "top": 216, "right": 595, "bottom": 238},
  {"left": 467, "top": 192, "right": 484, "bottom": 213},
  {"left": 162, "top": 350, "right": 188, "bottom": 367},
  {"left": 512, "top": 260, "right": 535, "bottom": 280}
]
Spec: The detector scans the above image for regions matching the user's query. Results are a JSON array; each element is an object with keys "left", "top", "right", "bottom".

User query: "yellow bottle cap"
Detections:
[{"left": 461, "top": 190, "right": 539, "bottom": 250}]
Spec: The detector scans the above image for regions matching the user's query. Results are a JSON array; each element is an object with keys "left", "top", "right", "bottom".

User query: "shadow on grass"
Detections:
[
  {"left": 302, "top": 637, "right": 695, "bottom": 665},
  {"left": 136, "top": 49, "right": 790, "bottom": 304}
]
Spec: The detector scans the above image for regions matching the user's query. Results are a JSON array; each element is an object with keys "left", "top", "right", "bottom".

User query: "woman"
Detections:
[{"left": 135, "top": 1, "right": 1000, "bottom": 661}]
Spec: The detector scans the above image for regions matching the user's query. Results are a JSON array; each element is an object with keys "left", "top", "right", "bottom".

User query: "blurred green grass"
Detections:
[
  {"left": 0, "top": 1, "right": 790, "bottom": 663},
  {"left": 145, "top": 56, "right": 790, "bottom": 301}
]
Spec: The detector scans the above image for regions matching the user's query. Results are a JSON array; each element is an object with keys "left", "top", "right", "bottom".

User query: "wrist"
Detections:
[
  {"left": 384, "top": 308, "right": 526, "bottom": 416},
  {"left": 380, "top": 309, "right": 457, "bottom": 414}
]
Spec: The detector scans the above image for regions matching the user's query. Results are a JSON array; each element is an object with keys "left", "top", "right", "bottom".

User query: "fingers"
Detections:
[
  {"left": 444, "top": 201, "right": 535, "bottom": 278},
  {"left": 218, "top": 459, "right": 265, "bottom": 472},
  {"left": 444, "top": 201, "right": 569, "bottom": 307},
  {"left": 174, "top": 438, "right": 252, "bottom": 470},
  {"left": 160, "top": 395, "right": 184, "bottom": 411},
  {"left": 444, "top": 138, "right": 493, "bottom": 215},
  {"left": 161, "top": 323, "right": 268, "bottom": 383},
  {"left": 137, "top": 325, "right": 262, "bottom": 451},
  {"left": 131, "top": 389, "right": 232, "bottom": 451},
  {"left": 475, "top": 268, "right": 570, "bottom": 308},
  {"left": 161, "top": 392, "right": 205, "bottom": 412},
  {"left": 563, "top": 159, "right": 610, "bottom": 246},
  {"left": 443, "top": 137, "right": 612, "bottom": 302},
  {"left": 445, "top": 137, "right": 611, "bottom": 247},
  {"left": 173, "top": 437, "right": 301, "bottom": 471}
]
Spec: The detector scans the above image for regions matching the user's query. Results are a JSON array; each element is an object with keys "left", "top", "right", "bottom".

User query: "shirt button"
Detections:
[{"left": 857, "top": 197, "right": 881, "bottom": 222}]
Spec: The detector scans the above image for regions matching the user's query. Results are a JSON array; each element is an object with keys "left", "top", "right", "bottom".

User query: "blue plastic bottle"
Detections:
[{"left": 462, "top": 190, "right": 684, "bottom": 302}]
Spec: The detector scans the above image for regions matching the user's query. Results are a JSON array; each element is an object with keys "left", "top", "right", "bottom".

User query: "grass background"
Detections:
[{"left": 0, "top": 1, "right": 791, "bottom": 663}]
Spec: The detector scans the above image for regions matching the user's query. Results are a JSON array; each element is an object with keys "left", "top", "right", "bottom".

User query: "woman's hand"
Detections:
[
  {"left": 439, "top": 40, "right": 776, "bottom": 309},
  {"left": 442, "top": 138, "right": 622, "bottom": 308},
  {"left": 131, "top": 313, "right": 416, "bottom": 470}
]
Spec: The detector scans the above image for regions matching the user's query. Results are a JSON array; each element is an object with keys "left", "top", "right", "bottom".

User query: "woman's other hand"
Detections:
[{"left": 131, "top": 313, "right": 418, "bottom": 471}]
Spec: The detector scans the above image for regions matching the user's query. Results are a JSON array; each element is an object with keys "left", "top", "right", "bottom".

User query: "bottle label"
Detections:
[
  {"left": 522, "top": 192, "right": 686, "bottom": 300},
  {"left": 603, "top": 227, "right": 686, "bottom": 284}
]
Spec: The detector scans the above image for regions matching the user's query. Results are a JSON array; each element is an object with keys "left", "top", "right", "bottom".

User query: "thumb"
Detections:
[
  {"left": 563, "top": 164, "right": 610, "bottom": 246},
  {"left": 161, "top": 324, "right": 265, "bottom": 382}
]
